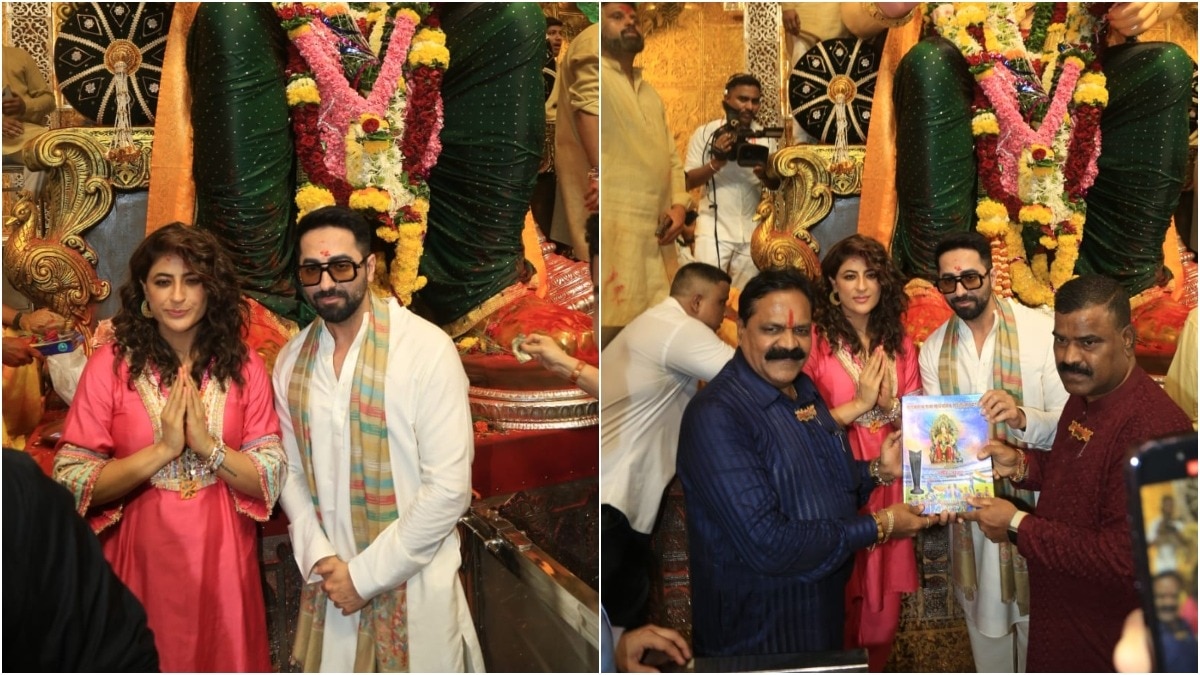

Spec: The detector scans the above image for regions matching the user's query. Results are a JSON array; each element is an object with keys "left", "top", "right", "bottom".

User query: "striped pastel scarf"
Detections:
[
  {"left": 937, "top": 295, "right": 1032, "bottom": 615},
  {"left": 287, "top": 293, "right": 409, "bottom": 672}
]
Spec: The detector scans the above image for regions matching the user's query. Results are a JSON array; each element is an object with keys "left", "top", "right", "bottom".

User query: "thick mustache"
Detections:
[
  {"left": 1057, "top": 362, "right": 1093, "bottom": 376},
  {"left": 765, "top": 347, "right": 807, "bottom": 361},
  {"left": 313, "top": 289, "right": 348, "bottom": 302}
]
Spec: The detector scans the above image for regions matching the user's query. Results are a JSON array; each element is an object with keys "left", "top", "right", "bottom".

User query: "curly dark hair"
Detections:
[
  {"left": 814, "top": 234, "right": 908, "bottom": 358},
  {"left": 112, "top": 224, "right": 249, "bottom": 390}
]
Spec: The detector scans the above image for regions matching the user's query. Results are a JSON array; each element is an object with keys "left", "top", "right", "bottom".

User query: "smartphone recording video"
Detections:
[{"left": 1127, "top": 432, "right": 1198, "bottom": 673}]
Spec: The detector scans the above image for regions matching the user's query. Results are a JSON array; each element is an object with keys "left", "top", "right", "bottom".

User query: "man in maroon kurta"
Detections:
[{"left": 963, "top": 275, "right": 1192, "bottom": 672}]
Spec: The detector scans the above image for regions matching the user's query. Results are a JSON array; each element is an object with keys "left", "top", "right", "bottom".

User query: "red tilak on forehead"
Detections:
[
  {"left": 787, "top": 309, "right": 794, "bottom": 329},
  {"left": 321, "top": 249, "right": 330, "bottom": 257},
  {"left": 954, "top": 265, "right": 962, "bottom": 272}
]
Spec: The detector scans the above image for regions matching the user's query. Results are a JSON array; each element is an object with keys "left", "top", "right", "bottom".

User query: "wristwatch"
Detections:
[{"left": 1007, "top": 510, "right": 1028, "bottom": 545}]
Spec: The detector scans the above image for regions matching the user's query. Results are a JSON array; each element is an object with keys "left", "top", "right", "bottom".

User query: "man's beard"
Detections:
[
  {"left": 602, "top": 31, "right": 644, "bottom": 55},
  {"left": 722, "top": 101, "right": 754, "bottom": 127},
  {"left": 310, "top": 284, "right": 367, "bottom": 324},
  {"left": 950, "top": 294, "right": 987, "bottom": 321}
]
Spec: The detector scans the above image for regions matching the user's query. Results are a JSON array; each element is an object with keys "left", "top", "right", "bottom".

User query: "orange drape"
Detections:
[
  {"left": 856, "top": 12, "right": 923, "bottom": 249},
  {"left": 144, "top": 3, "right": 200, "bottom": 233}
]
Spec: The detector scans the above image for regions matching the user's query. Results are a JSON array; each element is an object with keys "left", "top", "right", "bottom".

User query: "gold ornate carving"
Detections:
[
  {"left": 750, "top": 144, "right": 867, "bottom": 276},
  {"left": 2, "top": 127, "right": 153, "bottom": 345}
]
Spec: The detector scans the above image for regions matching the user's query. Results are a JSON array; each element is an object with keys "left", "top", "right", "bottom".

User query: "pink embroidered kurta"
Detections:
[
  {"left": 804, "top": 331, "right": 921, "bottom": 649},
  {"left": 53, "top": 344, "right": 285, "bottom": 673}
]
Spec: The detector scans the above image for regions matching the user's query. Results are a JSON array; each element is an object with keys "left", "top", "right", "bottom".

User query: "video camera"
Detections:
[{"left": 711, "top": 119, "right": 784, "bottom": 167}]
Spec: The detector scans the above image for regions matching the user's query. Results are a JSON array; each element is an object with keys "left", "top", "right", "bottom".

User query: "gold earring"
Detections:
[
  {"left": 829, "top": 290, "right": 841, "bottom": 307},
  {"left": 140, "top": 300, "right": 153, "bottom": 318}
]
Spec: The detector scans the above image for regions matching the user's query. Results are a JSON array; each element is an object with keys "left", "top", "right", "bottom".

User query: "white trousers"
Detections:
[
  {"left": 690, "top": 235, "right": 759, "bottom": 290},
  {"left": 966, "top": 616, "right": 1028, "bottom": 673}
]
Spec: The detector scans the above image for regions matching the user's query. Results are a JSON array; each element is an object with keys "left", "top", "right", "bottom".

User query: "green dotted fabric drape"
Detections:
[
  {"left": 891, "top": 38, "right": 978, "bottom": 281},
  {"left": 891, "top": 38, "right": 1192, "bottom": 296},
  {"left": 188, "top": 2, "right": 312, "bottom": 325},
  {"left": 419, "top": 3, "right": 545, "bottom": 326},
  {"left": 1075, "top": 42, "right": 1192, "bottom": 291}
]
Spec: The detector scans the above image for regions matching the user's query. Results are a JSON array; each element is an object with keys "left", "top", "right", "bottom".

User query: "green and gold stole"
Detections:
[
  {"left": 937, "top": 296, "right": 1033, "bottom": 615},
  {"left": 287, "top": 293, "right": 409, "bottom": 672}
]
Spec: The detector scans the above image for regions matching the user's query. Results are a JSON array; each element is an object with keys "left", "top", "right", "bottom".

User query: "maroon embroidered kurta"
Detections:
[{"left": 1018, "top": 366, "right": 1191, "bottom": 672}]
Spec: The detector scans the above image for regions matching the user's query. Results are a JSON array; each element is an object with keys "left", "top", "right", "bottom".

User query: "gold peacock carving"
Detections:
[{"left": 3, "top": 128, "right": 151, "bottom": 347}]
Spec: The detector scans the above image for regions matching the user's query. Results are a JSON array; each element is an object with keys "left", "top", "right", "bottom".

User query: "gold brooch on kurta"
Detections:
[
  {"left": 1068, "top": 419, "right": 1094, "bottom": 443},
  {"left": 794, "top": 405, "right": 817, "bottom": 422}
]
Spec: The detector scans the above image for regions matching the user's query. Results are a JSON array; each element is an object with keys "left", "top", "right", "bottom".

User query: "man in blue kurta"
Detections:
[{"left": 677, "top": 269, "right": 937, "bottom": 657}]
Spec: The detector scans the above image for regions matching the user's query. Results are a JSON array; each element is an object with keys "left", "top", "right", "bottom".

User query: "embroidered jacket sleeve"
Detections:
[
  {"left": 678, "top": 386, "right": 878, "bottom": 580},
  {"left": 52, "top": 345, "right": 123, "bottom": 533},
  {"left": 274, "top": 339, "right": 338, "bottom": 582},
  {"left": 225, "top": 350, "right": 286, "bottom": 521},
  {"left": 348, "top": 336, "right": 474, "bottom": 601}
]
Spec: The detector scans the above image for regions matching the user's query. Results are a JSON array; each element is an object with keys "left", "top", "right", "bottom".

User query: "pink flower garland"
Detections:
[
  {"left": 978, "top": 58, "right": 1082, "bottom": 196},
  {"left": 292, "top": 13, "right": 417, "bottom": 180}
]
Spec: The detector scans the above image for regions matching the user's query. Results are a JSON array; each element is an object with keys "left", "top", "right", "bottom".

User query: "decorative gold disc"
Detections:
[
  {"left": 104, "top": 39, "right": 142, "bottom": 74},
  {"left": 827, "top": 74, "right": 856, "bottom": 104}
]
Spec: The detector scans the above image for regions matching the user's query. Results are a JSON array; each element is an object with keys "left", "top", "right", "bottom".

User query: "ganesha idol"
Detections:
[{"left": 152, "top": 3, "right": 595, "bottom": 423}]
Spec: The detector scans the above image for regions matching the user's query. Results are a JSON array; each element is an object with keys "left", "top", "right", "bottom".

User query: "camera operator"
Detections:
[{"left": 683, "top": 73, "right": 781, "bottom": 290}]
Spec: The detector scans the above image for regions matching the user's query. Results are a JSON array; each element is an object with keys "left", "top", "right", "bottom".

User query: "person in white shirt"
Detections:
[
  {"left": 600, "top": 262, "right": 736, "bottom": 627},
  {"left": 918, "top": 231, "right": 1067, "bottom": 673},
  {"left": 274, "top": 206, "right": 482, "bottom": 672},
  {"left": 682, "top": 73, "right": 780, "bottom": 290}
]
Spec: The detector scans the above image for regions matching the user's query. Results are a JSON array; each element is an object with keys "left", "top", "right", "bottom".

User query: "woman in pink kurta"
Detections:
[
  {"left": 804, "top": 235, "right": 920, "bottom": 672},
  {"left": 53, "top": 225, "right": 285, "bottom": 672}
]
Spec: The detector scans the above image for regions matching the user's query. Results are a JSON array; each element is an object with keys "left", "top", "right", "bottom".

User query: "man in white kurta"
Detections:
[
  {"left": 275, "top": 207, "right": 483, "bottom": 672},
  {"left": 600, "top": 262, "right": 735, "bottom": 626},
  {"left": 918, "top": 233, "right": 1067, "bottom": 673}
]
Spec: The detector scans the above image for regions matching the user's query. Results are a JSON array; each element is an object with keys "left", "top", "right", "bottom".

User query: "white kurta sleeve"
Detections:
[
  {"left": 663, "top": 319, "right": 734, "bottom": 382},
  {"left": 918, "top": 327, "right": 944, "bottom": 396},
  {"left": 685, "top": 122, "right": 709, "bottom": 173},
  {"left": 1010, "top": 334, "right": 1068, "bottom": 450},
  {"left": 347, "top": 336, "right": 474, "bottom": 601},
  {"left": 273, "top": 347, "right": 338, "bottom": 583}
]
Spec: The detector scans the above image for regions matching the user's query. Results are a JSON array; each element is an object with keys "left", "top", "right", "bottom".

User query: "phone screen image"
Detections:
[{"left": 1129, "top": 434, "right": 1198, "bottom": 672}]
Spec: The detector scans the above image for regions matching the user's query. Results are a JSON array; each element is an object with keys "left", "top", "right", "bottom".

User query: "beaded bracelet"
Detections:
[
  {"left": 206, "top": 439, "right": 228, "bottom": 473},
  {"left": 1011, "top": 448, "right": 1028, "bottom": 483},
  {"left": 869, "top": 457, "right": 894, "bottom": 487},
  {"left": 868, "top": 512, "right": 884, "bottom": 551}
]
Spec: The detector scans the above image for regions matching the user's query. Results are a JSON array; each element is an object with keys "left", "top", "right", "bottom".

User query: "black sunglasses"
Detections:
[
  {"left": 297, "top": 259, "right": 365, "bottom": 287},
  {"left": 935, "top": 269, "right": 990, "bottom": 295}
]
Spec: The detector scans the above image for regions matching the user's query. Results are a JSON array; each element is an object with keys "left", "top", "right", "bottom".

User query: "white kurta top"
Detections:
[
  {"left": 600, "top": 297, "right": 734, "bottom": 534},
  {"left": 274, "top": 298, "right": 483, "bottom": 672},
  {"left": 918, "top": 298, "right": 1069, "bottom": 637}
]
